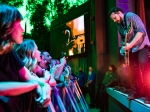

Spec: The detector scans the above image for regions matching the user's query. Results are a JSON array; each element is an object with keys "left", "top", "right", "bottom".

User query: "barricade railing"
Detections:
[
  {"left": 50, "top": 79, "right": 89, "bottom": 112},
  {"left": 73, "top": 81, "right": 89, "bottom": 112},
  {"left": 48, "top": 101, "right": 56, "bottom": 112}
]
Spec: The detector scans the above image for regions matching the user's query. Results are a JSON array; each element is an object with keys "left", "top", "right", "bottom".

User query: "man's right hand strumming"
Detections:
[{"left": 120, "top": 46, "right": 125, "bottom": 56}]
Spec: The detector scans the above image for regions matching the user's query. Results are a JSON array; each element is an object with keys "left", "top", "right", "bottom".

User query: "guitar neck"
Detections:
[
  {"left": 124, "top": 22, "right": 132, "bottom": 66},
  {"left": 124, "top": 33, "right": 129, "bottom": 66}
]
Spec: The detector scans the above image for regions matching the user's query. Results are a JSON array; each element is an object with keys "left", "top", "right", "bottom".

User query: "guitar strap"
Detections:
[{"left": 124, "top": 13, "right": 127, "bottom": 30}]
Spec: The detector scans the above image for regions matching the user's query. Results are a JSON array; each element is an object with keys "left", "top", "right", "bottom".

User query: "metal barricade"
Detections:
[
  {"left": 47, "top": 101, "right": 56, "bottom": 112},
  {"left": 52, "top": 85, "right": 67, "bottom": 112},
  {"left": 51, "top": 79, "right": 89, "bottom": 112},
  {"left": 72, "top": 80, "right": 89, "bottom": 112}
]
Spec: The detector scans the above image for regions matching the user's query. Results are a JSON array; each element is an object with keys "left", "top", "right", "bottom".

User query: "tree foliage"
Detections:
[
  {"left": 0, "top": 0, "right": 23, "bottom": 7},
  {"left": 0, "top": 0, "right": 88, "bottom": 51},
  {"left": 29, "top": 1, "right": 50, "bottom": 51}
]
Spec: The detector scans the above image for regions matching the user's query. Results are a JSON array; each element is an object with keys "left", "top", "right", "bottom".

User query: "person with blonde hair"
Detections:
[
  {"left": 15, "top": 39, "right": 52, "bottom": 82},
  {"left": 15, "top": 39, "right": 58, "bottom": 111}
]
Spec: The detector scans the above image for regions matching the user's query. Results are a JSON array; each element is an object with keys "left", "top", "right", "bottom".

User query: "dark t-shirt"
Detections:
[
  {"left": 78, "top": 71, "right": 87, "bottom": 87},
  {"left": 0, "top": 50, "right": 24, "bottom": 81},
  {"left": 87, "top": 72, "right": 96, "bottom": 85},
  {"left": 0, "top": 49, "right": 24, "bottom": 112},
  {"left": 102, "top": 71, "right": 117, "bottom": 85}
]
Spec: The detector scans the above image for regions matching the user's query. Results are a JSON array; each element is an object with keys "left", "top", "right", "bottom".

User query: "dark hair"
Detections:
[
  {"left": 108, "top": 7, "right": 124, "bottom": 16},
  {"left": 40, "top": 50, "right": 50, "bottom": 56},
  {"left": 0, "top": 4, "right": 23, "bottom": 51},
  {"left": 109, "top": 64, "right": 117, "bottom": 72},
  {"left": 40, "top": 50, "right": 46, "bottom": 55}
]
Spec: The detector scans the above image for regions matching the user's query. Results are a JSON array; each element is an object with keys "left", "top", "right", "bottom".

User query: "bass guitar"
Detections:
[{"left": 124, "top": 22, "right": 132, "bottom": 66}]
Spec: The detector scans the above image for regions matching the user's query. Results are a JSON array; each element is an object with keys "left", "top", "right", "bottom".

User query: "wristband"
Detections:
[{"left": 39, "top": 83, "right": 44, "bottom": 88}]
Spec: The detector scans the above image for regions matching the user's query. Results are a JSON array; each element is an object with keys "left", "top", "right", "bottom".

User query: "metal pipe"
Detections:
[
  {"left": 47, "top": 101, "right": 56, "bottom": 112},
  {"left": 67, "top": 84, "right": 81, "bottom": 112},
  {"left": 72, "top": 81, "right": 87, "bottom": 112},
  {"left": 53, "top": 86, "right": 67, "bottom": 112},
  {"left": 64, "top": 86, "right": 78, "bottom": 112},
  {"left": 75, "top": 81, "right": 89, "bottom": 110}
]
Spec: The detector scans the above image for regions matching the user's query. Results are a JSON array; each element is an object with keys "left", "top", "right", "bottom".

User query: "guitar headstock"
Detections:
[{"left": 126, "top": 22, "right": 132, "bottom": 34}]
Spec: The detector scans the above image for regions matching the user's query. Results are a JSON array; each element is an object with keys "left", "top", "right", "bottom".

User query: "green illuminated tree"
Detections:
[
  {"left": 26, "top": 0, "right": 88, "bottom": 29},
  {"left": 0, "top": 0, "right": 88, "bottom": 51},
  {"left": 29, "top": 0, "right": 50, "bottom": 51},
  {"left": 0, "top": 0, "right": 23, "bottom": 7},
  {"left": 25, "top": 0, "right": 88, "bottom": 51}
]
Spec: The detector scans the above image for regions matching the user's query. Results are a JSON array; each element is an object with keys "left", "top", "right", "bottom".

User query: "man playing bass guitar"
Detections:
[{"left": 109, "top": 7, "right": 150, "bottom": 104}]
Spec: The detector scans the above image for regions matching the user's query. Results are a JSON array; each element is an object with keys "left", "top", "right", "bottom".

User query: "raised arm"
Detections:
[
  {"left": 0, "top": 81, "right": 38, "bottom": 96},
  {"left": 19, "top": 66, "right": 46, "bottom": 83},
  {"left": 53, "top": 57, "right": 66, "bottom": 80},
  {"left": 19, "top": 66, "right": 51, "bottom": 107}
]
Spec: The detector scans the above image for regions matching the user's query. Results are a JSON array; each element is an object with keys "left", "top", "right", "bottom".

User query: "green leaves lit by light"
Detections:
[
  {"left": 0, "top": 0, "right": 23, "bottom": 7},
  {"left": 0, "top": 0, "right": 88, "bottom": 32},
  {"left": 43, "top": 0, "right": 89, "bottom": 29},
  {"left": 0, "top": 0, "right": 88, "bottom": 50}
]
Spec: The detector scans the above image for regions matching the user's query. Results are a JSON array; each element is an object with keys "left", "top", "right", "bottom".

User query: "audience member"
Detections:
[
  {"left": 40, "top": 51, "right": 67, "bottom": 82},
  {"left": 15, "top": 39, "right": 52, "bottom": 112},
  {"left": 15, "top": 39, "right": 55, "bottom": 84},
  {"left": 77, "top": 67, "right": 87, "bottom": 98},
  {"left": 41, "top": 51, "right": 52, "bottom": 64},
  {"left": 0, "top": 4, "right": 50, "bottom": 112},
  {"left": 98, "top": 64, "right": 117, "bottom": 112},
  {"left": 86, "top": 66, "right": 96, "bottom": 108}
]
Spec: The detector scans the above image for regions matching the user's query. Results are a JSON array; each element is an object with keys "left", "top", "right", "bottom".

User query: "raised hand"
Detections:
[
  {"left": 35, "top": 83, "right": 51, "bottom": 107},
  {"left": 50, "top": 64, "right": 61, "bottom": 76},
  {"left": 64, "top": 66, "right": 70, "bottom": 75},
  {"left": 42, "top": 69, "right": 51, "bottom": 82},
  {"left": 120, "top": 46, "right": 125, "bottom": 56},
  {"left": 60, "top": 57, "right": 66, "bottom": 65}
]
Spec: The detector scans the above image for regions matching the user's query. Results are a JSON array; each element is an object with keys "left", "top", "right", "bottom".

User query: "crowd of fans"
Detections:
[{"left": 1, "top": 3, "right": 150, "bottom": 112}]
